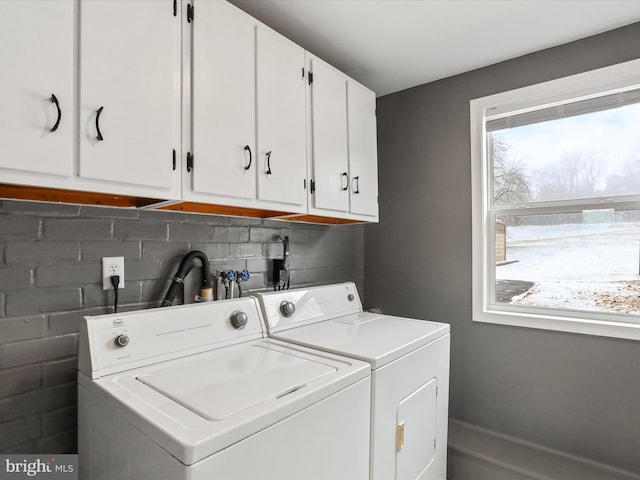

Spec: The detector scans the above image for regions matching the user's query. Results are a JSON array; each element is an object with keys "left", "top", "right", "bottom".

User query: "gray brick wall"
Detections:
[{"left": 0, "top": 199, "right": 364, "bottom": 454}]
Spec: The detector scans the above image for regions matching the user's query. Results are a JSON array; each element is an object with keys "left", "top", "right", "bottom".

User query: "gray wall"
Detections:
[
  {"left": 364, "top": 23, "right": 640, "bottom": 473},
  {"left": 0, "top": 200, "right": 363, "bottom": 453}
]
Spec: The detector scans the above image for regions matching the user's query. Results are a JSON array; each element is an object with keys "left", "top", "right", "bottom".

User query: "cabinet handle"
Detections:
[
  {"left": 266, "top": 151, "right": 272, "bottom": 174},
  {"left": 353, "top": 176, "right": 360, "bottom": 194},
  {"left": 187, "top": 152, "right": 193, "bottom": 172},
  {"left": 397, "top": 421, "right": 405, "bottom": 452},
  {"left": 187, "top": 3, "right": 194, "bottom": 23},
  {"left": 341, "top": 172, "right": 349, "bottom": 191},
  {"left": 243, "top": 145, "right": 252, "bottom": 170},
  {"left": 50, "top": 94, "right": 61, "bottom": 132},
  {"left": 95, "top": 106, "right": 104, "bottom": 141}
]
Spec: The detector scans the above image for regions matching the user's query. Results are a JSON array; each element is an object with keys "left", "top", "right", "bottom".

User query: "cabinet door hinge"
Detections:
[
  {"left": 173, "top": 0, "right": 177, "bottom": 16},
  {"left": 310, "top": 179, "right": 315, "bottom": 193},
  {"left": 308, "top": 71, "right": 313, "bottom": 85},
  {"left": 186, "top": 152, "right": 193, "bottom": 172},
  {"left": 172, "top": 149, "right": 176, "bottom": 170},
  {"left": 187, "top": 3, "right": 194, "bottom": 22}
]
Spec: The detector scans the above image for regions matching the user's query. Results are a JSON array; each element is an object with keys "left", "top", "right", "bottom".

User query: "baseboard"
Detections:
[{"left": 447, "top": 419, "right": 640, "bottom": 480}]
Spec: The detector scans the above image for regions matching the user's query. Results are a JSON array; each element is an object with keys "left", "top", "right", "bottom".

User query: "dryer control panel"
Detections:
[
  {"left": 256, "top": 282, "right": 363, "bottom": 333},
  {"left": 78, "top": 298, "right": 265, "bottom": 379}
]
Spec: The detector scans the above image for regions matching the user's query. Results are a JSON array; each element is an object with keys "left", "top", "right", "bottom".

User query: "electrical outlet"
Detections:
[{"left": 102, "top": 256, "right": 125, "bottom": 290}]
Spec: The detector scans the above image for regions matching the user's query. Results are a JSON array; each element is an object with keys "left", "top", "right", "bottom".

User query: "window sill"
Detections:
[{"left": 473, "top": 307, "right": 640, "bottom": 341}]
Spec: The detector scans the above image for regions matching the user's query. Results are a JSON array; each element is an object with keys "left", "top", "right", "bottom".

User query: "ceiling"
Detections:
[{"left": 229, "top": 0, "right": 640, "bottom": 97}]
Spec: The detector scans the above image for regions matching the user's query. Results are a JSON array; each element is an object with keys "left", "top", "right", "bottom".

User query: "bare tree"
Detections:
[
  {"left": 604, "top": 157, "right": 640, "bottom": 196},
  {"left": 578, "top": 151, "right": 606, "bottom": 196},
  {"left": 492, "top": 135, "right": 531, "bottom": 204},
  {"left": 535, "top": 150, "right": 605, "bottom": 201}
]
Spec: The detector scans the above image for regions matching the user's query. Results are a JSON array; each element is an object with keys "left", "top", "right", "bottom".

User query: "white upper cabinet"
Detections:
[
  {"left": 256, "top": 26, "right": 307, "bottom": 209},
  {"left": 307, "top": 53, "right": 379, "bottom": 221},
  {"left": 0, "top": 0, "right": 74, "bottom": 177},
  {"left": 307, "top": 54, "right": 350, "bottom": 213},
  {"left": 187, "top": 1, "right": 307, "bottom": 213},
  {"left": 0, "top": 0, "right": 377, "bottom": 221},
  {"left": 190, "top": 0, "right": 256, "bottom": 201},
  {"left": 79, "top": 0, "right": 180, "bottom": 195},
  {"left": 347, "top": 79, "right": 379, "bottom": 219}
]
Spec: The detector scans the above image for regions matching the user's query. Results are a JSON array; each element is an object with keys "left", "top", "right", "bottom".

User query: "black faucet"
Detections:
[{"left": 161, "top": 250, "right": 213, "bottom": 307}]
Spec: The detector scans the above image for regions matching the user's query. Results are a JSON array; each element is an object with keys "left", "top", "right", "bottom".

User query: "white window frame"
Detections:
[{"left": 471, "top": 58, "right": 640, "bottom": 341}]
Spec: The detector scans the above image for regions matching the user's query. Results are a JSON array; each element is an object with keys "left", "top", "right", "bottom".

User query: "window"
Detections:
[{"left": 471, "top": 59, "right": 640, "bottom": 340}]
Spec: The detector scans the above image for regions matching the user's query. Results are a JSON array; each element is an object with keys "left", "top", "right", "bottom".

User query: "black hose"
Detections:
[{"left": 161, "top": 251, "right": 212, "bottom": 307}]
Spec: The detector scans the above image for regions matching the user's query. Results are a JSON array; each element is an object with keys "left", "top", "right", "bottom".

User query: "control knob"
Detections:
[
  {"left": 230, "top": 311, "right": 248, "bottom": 330},
  {"left": 280, "top": 301, "right": 296, "bottom": 318},
  {"left": 114, "top": 334, "right": 129, "bottom": 347}
]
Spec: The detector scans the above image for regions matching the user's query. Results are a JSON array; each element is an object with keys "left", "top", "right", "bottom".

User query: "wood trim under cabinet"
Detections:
[
  {"left": 0, "top": 184, "right": 369, "bottom": 224},
  {"left": 159, "top": 203, "right": 367, "bottom": 224},
  {"left": 281, "top": 214, "right": 364, "bottom": 225},
  {"left": 0, "top": 183, "right": 162, "bottom": 208},
  {"left": 158, "top": 201, "right": 293, "bottom": 219}
]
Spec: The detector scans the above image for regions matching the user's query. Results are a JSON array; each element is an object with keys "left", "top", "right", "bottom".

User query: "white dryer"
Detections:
[
  {"left": 77, "top": 297, "right": 371, "bottom": 479},
  {"left": 255, "top": 283, "right": 450, "bottom": 480}
]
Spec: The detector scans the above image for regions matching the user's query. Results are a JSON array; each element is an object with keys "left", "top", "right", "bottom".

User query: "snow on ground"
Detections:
[
  {"left": 496, "top": 221, "right": 640, "bottom": 315},
  {"left": 512, "top": 280, "right": 640, "bottom": 314}
]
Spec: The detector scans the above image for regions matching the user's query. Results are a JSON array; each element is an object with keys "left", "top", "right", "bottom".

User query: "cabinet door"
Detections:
[
  {"left": 256, "top": 26, "right": 307, "bottom": 208},
  {"left": 191, "top": 0, "right": 256, "bottom": 200},
  {"left": 79, "top": 0, "right": 178, "bottom": 190},
  {"left": 309, "top": 55, "right": 349, "bottom": 213},
  {"left": 348, "top": 80, "right": 379, "bottom": 218},
  {"left": 0, "top": 0, "right": 74, "bottom": 177}
]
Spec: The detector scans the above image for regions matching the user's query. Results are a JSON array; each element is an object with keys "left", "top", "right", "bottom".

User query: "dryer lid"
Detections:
[
  {"left": 273, "top": 312, "right": 450, "bottom": 369},
  {"left": 136, "top": 343, "right": 336, "bottom": 420}
]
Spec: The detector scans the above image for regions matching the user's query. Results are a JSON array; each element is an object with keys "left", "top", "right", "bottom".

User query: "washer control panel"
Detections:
[{"left": 79, "top": 298, "right": 265, "bottom": 379}]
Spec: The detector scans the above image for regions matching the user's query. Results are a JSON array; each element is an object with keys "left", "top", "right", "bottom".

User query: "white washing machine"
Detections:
[
  {"left": 77, "top": 297, "right": 371, "bottom": 479},
  {"left": 255, "top": 283, "right": 450, "bottom": 480}
]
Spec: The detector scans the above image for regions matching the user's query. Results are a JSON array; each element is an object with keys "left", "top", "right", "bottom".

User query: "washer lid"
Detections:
[
  {"left": 85, "top": 338, "right": 370, "bottom": 465},
  {"left": 136, "top": 343, "right": 335, "bottom": 420},
  {"left": 273, "top": 312, "right": 450, "bottom": 369}
]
